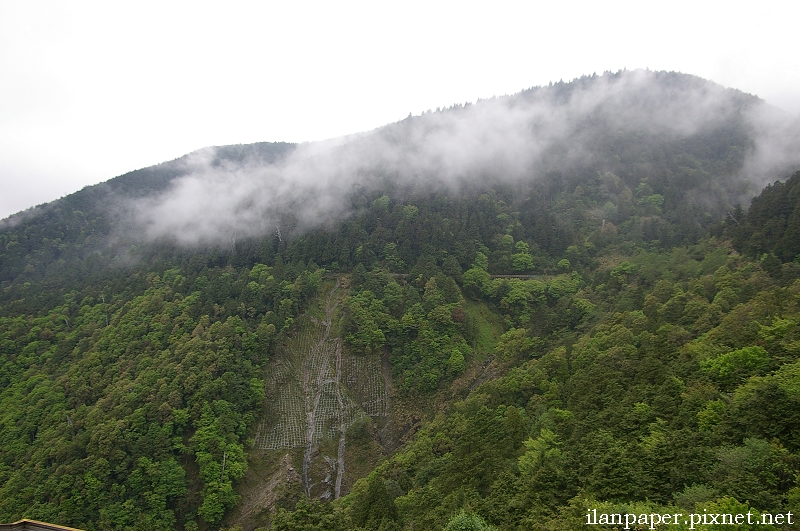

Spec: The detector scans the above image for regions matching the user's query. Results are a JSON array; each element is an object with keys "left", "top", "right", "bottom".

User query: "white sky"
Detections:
[{"left": 1, "top": 0, "right": 798, "bottom": 219}]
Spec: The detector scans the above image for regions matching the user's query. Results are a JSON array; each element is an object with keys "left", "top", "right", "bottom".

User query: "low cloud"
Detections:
[{"left": 126, "top": 70, "right": 800, "bottom": 246}]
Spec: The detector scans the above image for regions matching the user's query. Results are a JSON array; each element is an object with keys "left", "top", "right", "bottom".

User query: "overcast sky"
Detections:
[{"left": 1, "top": 0, "right": 798, "bottom": 220}]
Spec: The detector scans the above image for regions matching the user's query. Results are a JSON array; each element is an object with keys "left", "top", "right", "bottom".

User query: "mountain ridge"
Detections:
[{"left": 2, "top": 70, "right": 800, "bottom": 530}]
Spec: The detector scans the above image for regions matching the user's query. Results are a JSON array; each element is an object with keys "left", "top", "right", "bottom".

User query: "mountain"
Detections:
[{"left": 1, "top": 70, "right": 800, "bottom": 531}]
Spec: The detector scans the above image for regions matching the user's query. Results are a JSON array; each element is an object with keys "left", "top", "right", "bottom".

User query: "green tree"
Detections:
[{"left": 444, "top": 511, "right": 494, "bottom": 531}]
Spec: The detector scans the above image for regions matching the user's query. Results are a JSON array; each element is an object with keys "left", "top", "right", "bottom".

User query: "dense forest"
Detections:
[{"left": 1, "top": 71, "right": 800, "bottom": 530}]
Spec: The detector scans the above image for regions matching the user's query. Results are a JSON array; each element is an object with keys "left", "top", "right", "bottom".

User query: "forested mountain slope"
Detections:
[
  {"left": 729, "top": 170, "right": 800, "bottom": 262},
  {"left": 319, "top": 241, "right": 800, "bottom": 531},
  {"left": 1, "top": 70, "right": 800, "bottom": 531}
]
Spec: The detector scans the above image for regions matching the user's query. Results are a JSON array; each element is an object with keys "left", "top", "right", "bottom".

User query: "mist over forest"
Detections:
[
  {"left": 113, "top": 70, "right": 800, "bottom": 247},
  {"left": 2, "top": 70, "right": 800, "bottom": 531}
]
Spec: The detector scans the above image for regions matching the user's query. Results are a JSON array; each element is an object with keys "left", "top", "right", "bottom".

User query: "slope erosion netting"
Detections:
[{"left": 253, "top": 281, "right": 388, "bottom": 498}]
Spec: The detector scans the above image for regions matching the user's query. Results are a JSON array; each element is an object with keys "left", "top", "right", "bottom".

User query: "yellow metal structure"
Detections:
[{"left": 0, "top": 520, "right": 85, "bottom": 531}]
